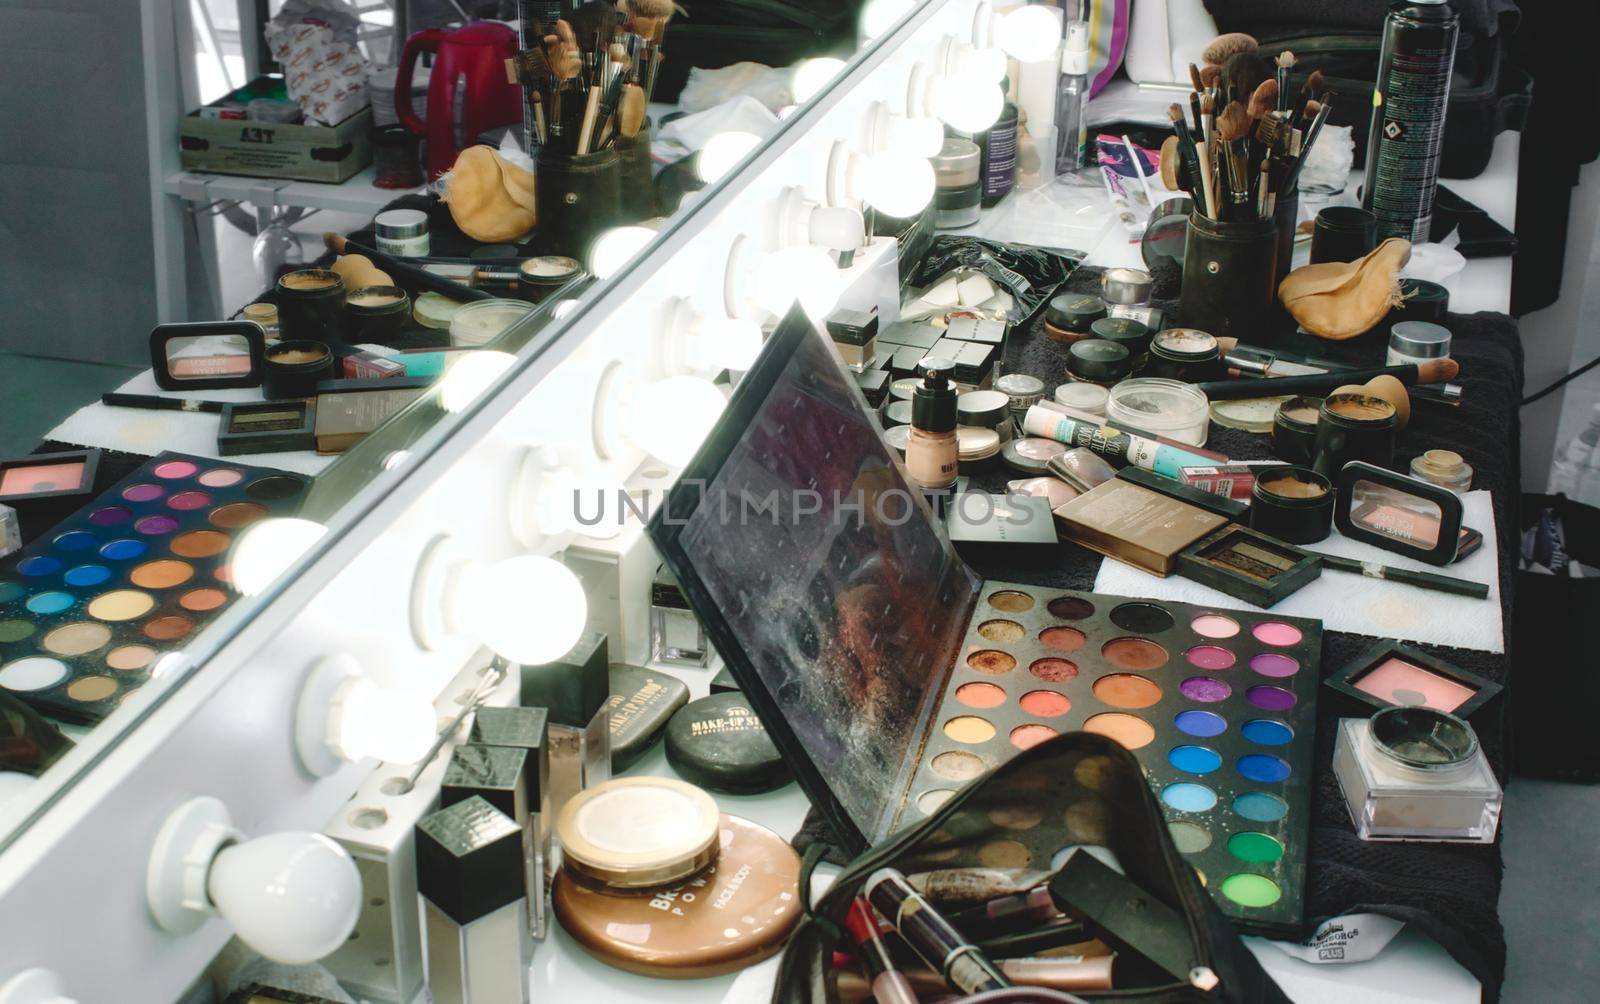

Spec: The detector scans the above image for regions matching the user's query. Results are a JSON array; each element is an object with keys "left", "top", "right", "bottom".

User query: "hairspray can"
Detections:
[{"left": 1361, "top": 0, "right": 1460, "bottom": 243}]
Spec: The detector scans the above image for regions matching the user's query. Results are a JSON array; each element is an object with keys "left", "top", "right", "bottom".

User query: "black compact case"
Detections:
[
  {"left": 1325, "top": 639, "right": 1503, "bottom": 721},
  {"left": 664, "top": 692, "right": 790, "bottom": 793},
  {"left": 217, "top": 400, "right": 317, "bottom": 455},
  {"left": 605, "top": 664, "right": 688, "bottom": 770},
  {"left": 1177, "top": 525, "right": 1324, "bottom": 608},
  {"left": 150, "top": 321, "right": 265, "bottom": 391},
  {"left": 1335, "top": 462, "right": 1464, "bottom": 565}
]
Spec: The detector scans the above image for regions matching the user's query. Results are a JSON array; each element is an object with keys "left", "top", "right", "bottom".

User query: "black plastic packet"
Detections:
[{"left": 910, "top": 236, "right": 1079, "bottom": 323}]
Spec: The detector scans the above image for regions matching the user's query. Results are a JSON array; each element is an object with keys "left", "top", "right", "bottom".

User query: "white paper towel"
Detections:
[{"left": 1093, "top": 490, "right": 1504, "bottom": 653}]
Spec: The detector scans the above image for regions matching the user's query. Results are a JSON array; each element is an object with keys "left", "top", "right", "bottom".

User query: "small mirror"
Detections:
[
  {"left": 1335, "top": 462, "right": 1462, "bottom": 565},
  {"left": 151, "top": 322, "right": 264, "bottom": 390}
]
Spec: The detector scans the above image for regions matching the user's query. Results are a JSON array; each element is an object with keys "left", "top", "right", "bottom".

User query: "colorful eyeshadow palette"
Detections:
[
  {"left": 0, "top": 452, "right": 308, "bottom": 724},
  {"left": 648, "top": 309, "right": 1321, "bottom": 934}
]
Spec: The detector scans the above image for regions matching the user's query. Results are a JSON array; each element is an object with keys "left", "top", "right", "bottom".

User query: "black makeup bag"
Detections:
[{"left": 774, "top": 732, "right": 1290, "bottom": 1003}]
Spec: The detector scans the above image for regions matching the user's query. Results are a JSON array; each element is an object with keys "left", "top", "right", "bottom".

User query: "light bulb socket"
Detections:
[
  {"left": 410, "top": 534, "right": 468, "bottom": 652},
  {"left": 147, "top": 796, "right": 241, "bottom": 934},
  {"left": 294, "top": 654, "right": 363, "bottom": 776}
]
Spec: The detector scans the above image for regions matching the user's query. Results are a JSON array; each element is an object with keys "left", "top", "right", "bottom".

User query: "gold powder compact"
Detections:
[
  {"left": 555, "top": 777, "right": 720, "bottom": 889},
  {"left": 552, "top": 811, "right": 802, "bottom": 978}
]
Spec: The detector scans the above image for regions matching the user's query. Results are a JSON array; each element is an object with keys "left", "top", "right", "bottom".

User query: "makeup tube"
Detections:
[
  {"left": 948, "top": 886, "right": 1062, "bottom": 934},
  {"left": 835, "top": 956, "right": 1113, "bottom": 1003},
  {"left": 845, "top": 899, "right": 917, "bottom": 1004},
  {"left": 866, "top": 868, "right": 1011, "bottom": 995},
  {"left": 1022, "top": 406, "right": 1215, "bottom": 477}
]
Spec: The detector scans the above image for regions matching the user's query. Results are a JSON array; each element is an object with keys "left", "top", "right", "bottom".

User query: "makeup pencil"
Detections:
[
  {"left": 102, "top": 393, "right": 225, "bottom": 414},
  {"left": 1312, "top": 553, "right": 1490, "bottom": 599}
]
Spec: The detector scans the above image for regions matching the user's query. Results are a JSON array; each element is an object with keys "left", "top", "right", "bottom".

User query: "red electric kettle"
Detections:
[{"left": 395, "top": 22, "right": 524, "bottom": 179}]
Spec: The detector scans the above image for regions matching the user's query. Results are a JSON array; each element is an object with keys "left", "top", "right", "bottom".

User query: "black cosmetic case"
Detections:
[{"left": 774, "top": 732, "right": 1292, "bottom": 1003}]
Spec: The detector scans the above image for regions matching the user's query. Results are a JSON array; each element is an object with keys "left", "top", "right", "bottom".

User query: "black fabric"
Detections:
[
  {"left": 1508, "top": 1, "right": 1600, "bottom": 314},
  {"left": 1203, "top": 0, "right": 1520, "bottom": 38},
  {"left": 784, "top": 733, "right": 1292, "bottom": 1003},
  {"left": 798, "top": 266, "right": 1522, "bottom": 999}
]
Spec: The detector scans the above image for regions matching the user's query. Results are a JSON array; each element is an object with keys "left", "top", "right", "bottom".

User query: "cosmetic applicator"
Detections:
[
  {"left": 323, "top": 234, "right": 495, "bottom": 302},
  {"left": 1197, "top": 357, "right": 1460, "bottom": 401},
  {"left": 1203, "top": 32, "right": 1258, "bottom": 67}
]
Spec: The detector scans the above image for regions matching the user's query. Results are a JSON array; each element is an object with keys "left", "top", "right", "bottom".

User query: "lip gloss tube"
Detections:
[
  {"left": 865, "top": 868, "right": 1011, "bottom": 995},
  {"left": 947, "top": 885, "right": 1063, "bottom": 934},
  {"left": 845, "top": 898, "right": 918, "bottom": 1004}
]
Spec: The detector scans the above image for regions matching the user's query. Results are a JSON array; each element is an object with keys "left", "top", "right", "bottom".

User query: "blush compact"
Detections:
[{"left": 150, "top": 321, "right": 265, "bottom": 391}]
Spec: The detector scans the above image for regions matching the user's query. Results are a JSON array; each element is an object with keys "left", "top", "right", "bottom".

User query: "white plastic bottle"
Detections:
[{"left": 1549, "top": 403, "right": 1600, "bottom": 499}]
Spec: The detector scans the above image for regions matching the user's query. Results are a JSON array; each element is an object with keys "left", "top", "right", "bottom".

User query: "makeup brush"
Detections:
[
  {"left": 1203, "top": 32, "right": 1258, "bottom": 67},
  {"left": 1282, "top": 93, "right": 1335, "bottom": 194},
  {"left": 1197, "top": 358, "right": 1461, "bottom": 400},
  {"left": 1199, "top": 63, "right": 1221, "bottom": 91},
  {"left": 1301, "top": 70, "right": 1325, "bottom": 114},
  {"left": 1159, "top": 135, "right": 1182, "bottom": 191},
  {"left": 1215, "top": 100, "right": 1251, "bottom": 220},
  {"left": 323, "top": 233, "right": 495, "bottom": 302},
  {"left": 1187, "top": 64, "right": 1206, "bottom": 135},
  {"left": 1222, "top": 50, "right": 1273, "bottom": 106},
  {"left": 1167, "top": 102, "right": 1203, "bottom": 201},
  {"left": 1246, "top": 79, "right": 1278, "bottom": 122},
  {"left": 1274, "top": 51, "right": 1295, "bottom": 113}
]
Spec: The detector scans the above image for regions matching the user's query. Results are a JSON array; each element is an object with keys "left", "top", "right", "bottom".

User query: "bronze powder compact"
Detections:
[
  {"left": 552, "top": 813, "right": 802, "bottom": 978},
  {"left": 555, "top": 777, "right": 719, "bottom": 890}
]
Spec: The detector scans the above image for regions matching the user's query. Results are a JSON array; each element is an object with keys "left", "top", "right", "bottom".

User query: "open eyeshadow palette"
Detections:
[
  {"left": 0, "top": 452, "right": 308, "bottom": 724},
  {"left": 649, "top": 309, "right": 1320, "bottom": 933}
]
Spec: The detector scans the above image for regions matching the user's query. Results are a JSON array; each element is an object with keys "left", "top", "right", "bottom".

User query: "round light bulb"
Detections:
[
  {"left": 552, "top": 298, "right": 579, "bottom": 319},
  {"left": 330, "top": 677, "right": 436, "bottom": 764},
  {"left": 995, "top": 6, "right": 1061, "bottom": 63},
  {"left": 438, "top": 350, "right": 515, "bottom": 413},
  {"left": 207, "top": 832, "right": 360, "bottom": 964},
  {"left": 861, "top": 150, "right": 935, "bottom": 218},
  {"left": 806, "top": 205, "right": 866, "bottom": 252},
  {"left": 755, "top": 246, "right": 840, "bottom": 321},
  {"left": 697, "top": 315, "right": 763, "bottom": 371},
  {"left": 589, "top": 226, "right": 655, "bottom": 280},
  {"left": 966, "top": 45, "right": 1008, "bottom": 84},
  {"left": 888, "top": 114, "right": 946, "bottom": 159},
  {"left": 859, "top": 0, "right": 914, "bottom": 40},
  {"left": 697, "top": 130, "right": 762, "bottom": 183},
  {"left": 626, "top": 375, "right": 727, "bottom": 467},
  {"left": 231, "top": 518, "right": 327, "bottom": 597},
  {"left": 932, "top": 74, "right": 1002, "bottom": 133},
  {"left": 792, "top": 57, "right": 846, "bottom": 103},
  {"left": 452, "top": 555, "right": 587, "bottom": 665}
]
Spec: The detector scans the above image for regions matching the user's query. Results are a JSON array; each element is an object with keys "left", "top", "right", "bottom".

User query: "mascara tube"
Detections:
[
  {"left": 846, "top": 898, "right": 918, "bottom": 1004},
  {"left": 866, "top": 868, "right": 1011, "bottom": 995}
]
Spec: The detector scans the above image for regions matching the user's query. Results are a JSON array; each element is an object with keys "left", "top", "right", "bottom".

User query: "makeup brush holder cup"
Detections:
[
  {"left": 1273, "top": 185, "right": 1299, "bottom": 286},
  {"left": 1178, "top": 214, "right": 1279, "bottom": 343},
  {"left": 615, "top": 122, "right": 656, "bottom": 222},
  {"left": 536, "top": 148, "right": 623, "bottom": 260}
]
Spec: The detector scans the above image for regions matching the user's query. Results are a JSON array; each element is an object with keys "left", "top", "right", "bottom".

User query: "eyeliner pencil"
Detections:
[
  {"left": 1196, "top": 358, "right": 1460, "bottom": 401},
  {"left": 1312, "top": 553, "right": 1490, "bottom": 599},
  {"left": 102, "top": 393, "right": 225, "bottom": 414}
]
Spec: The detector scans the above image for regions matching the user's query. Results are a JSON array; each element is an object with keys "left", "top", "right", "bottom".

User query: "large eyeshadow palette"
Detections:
[
  {"left": 0, "top": 452, "right": 308, "bottom": 724},
  {"left": 906, "top": 584, "right": 1319, "bottom": 933},
  {"left": 649, "top": 309, "right": 1319, "bottom": 934}
]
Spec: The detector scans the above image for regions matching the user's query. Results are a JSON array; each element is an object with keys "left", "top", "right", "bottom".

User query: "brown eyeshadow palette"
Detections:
[
  {"left": 0, "top": 452, "right": 308, "bottom": 724},
  {"left": 901, "top": 584, "right": 1320, "bottom": 933}
]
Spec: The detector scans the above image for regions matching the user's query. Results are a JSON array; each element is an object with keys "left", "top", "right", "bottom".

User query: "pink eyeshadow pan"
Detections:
[
  {"left": 1252, "top": 622, "right": 1303, "bottom": 647},
  {"left": 1191, "top": 614, "right": 1240, "bottom": 639},
  {"left": 1186, "top": 646, "right": 1236, "bottom": 670},
  {"left": 1, "top": 462, "right": 86, "bottom": 495},
  {"left": 1352, "top": 658, "right": 1476, "bottom": 713}
]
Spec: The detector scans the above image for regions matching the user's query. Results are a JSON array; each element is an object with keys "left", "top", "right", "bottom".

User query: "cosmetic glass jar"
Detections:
[
  {"left": 1410, "top": 449, "right": 1474, "bottom": 493},
  {"left": 450, "top": 298, "right": 536, "bottom": 347},
  {"left": 518, "top": 256, "right": 583, "bottom": 303},
  {"left": 1387, "top": 321, "right": 1452, "bottom": 367},
  {"left": 1249, "top": 466, "right": 1334, "bottom": 544},
  {"left": 1333, "top": 707, "right": 1502, "bottom": 843},
  {"left": 1100, "top": 267, "right": 1152, "bottom": 308},
  {"left": 932, "top": 138, "right": 982, "bottom": 230},
  {"left": 1105, "top": 378, "right": 1209, "bottom": 447},
  {"left": 1147, "top": 328, "right": 1222, "bottom": 383},
  {"left": 276, "top": 268, "right": 346, "bottom": 344},
  {"left": 994, "top": 373, "right": 1045, "bottom": 428},
  {"left": 374, "top": 208, "right": 430, "bottom": 257},
  {"left": 956, "top": 389, "right": 1012, "bottom": 442},
  {"left": 956, "top": 426, "right": 1002, "bottom": 474},
  {"left": 1066, "top": 339, "right": 1131, "bottom": 388},
  {"left": 241, "top": 302, "right": 281, "bottom": 343},
  {"left": 651, "top": 564, "right": 711, "bottom": 668},
  {"left": 1043, "top": 293, "right": 1105, "bottom": 344},
  {"left": 1272, "top": 396, "right": 1323, "bottom": 465},
  {"left": 1089, "top": 317, "right": 1151, "bottom": 373},
  {"left": 1313, "top": 393, "right": 1397, "bottom": 477},
  {"left": 1054, "top": 382, "right": 1109, "bottom": 416},
  {"left": 344, "top": 285, "right": 411, "bottom": 345}
]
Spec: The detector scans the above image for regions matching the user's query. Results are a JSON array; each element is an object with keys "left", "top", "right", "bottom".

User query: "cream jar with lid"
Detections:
[
  {"left": 1410, "top": 449, "right": 1473, "bottom": 493},
  {"left": 932, "top": 138, "right": 982, "bottom": 230},
  {"left": 374, "top": 208, "right": 430, "bottom": 257},
  {"left": 1387, "top": 321, "right": 1451, "bottom": 367}
]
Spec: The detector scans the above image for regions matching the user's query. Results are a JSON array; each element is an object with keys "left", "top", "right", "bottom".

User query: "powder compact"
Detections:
[
  {"left": 1044, "top": 293, "right": 1106, "bottom": 344},
  {"left": 664, "top": 692, "right": 790, "bottom": 793},
  {"left": 0, "top": 450, "right": 101, "bottom": 535},
  {"left": 1007, "top": 476, "right": 1078, "bottom": 509},
  {"left": 343, "top": 285, "right": 410, "bottom": 345},
  {"left": 1001, "top": 437, "right": 1067, "bottom": 476},
  {"left": 555, "top": 777, "right": 720, "bottom": 889},
  {"left": 1332, "top": 706, "right": 1502, "bottom": 843},
  {"left": 1104, "top": 378, "right": 1210, "bottom": 448},
  {"left": 518, "top": 255, "right": 583, "bottom": 303},
  {"left": 150, "top": 321, "right": 265, "bottom": 391},
  {"left": 1325, "top": 639, "right": 1501, "bottom": 720},
  {"left": 552, "top": 812, "right": 802, "bottom": 977},
  {"left": 1334, "top": 462, "right": 1464, "bottom": 565},
  {"left": 0, "top": 452, "right": 308, "bottom": 723},
  {"left": 263, "top": 340, "right": 337, "bottom": 400},
  {"left": 1053, "top": 478, "right": 1228, "bottom": 576},
  {"left": 1176, "top": 525, "right": 1323, "bottom": 608},
  {"left": 217, "top": 400, "right": 316, "bottom": 455},
  {"left": 1089, "top": 317, "right": 1152, "bottom": 372},
  {"left": 1248, "top": 467, "right": 1334, "bottom": 545},
  {"left": 945, "top": 493, "right": 1059, "bottom": 563},
  {"left": 605, "top": 663, "right": 689, "bottom": 771},
  {"left": 1066, "top": 339, "right": 1130, "bottom": 387},
  {"left": 647, "top": 310, "right": 1323, "bottom": 931}
]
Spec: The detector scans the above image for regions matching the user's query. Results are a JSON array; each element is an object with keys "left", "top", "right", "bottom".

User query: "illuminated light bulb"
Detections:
[
  {"left": 859, "top": 0, "right": 914, "bottom": 40},
  {"left": 932, "top": 73, "right": 1002, "bottom": 133},
  {"left": 382, "top": 450, "right": 411, "bottom": 470},
  {"left": 966, "top": 45, "right": 1008, "bottom": 84},
  {"left": 776, "top": 186, "right": 865, "bottom": 253},
  {"left": 296, "top": 654, "right": 437, "bottom": 775},
  {"left": 589, "top": 225, "right": 656, "bottom": 280},
  {"left": 697, "top": 130, "right": 762, "bottom": 183},
  {"left": 886, "top": 113, "right": 945, "bottom": 159},
  {"left": 438, "top": 350, "right": 515, "bottom": 413},
  {"left": 792, "top": 57, "right": 846, "bottom": 103},
  {"left": 231, "top": 518, "right": 327, "bottom": 597},
  {"left": 626, "top": 375, "right": 727, "bottom": 467},
  {"left": 696, "top": 315, "right": 764, "bottom": 371},
  {"left": 755, "top": 246, "right": 841, "bottom": 321},
  {"left": 450, "top": 554, "right": 588, "bottom": 665},
  {"left": 995, "top": 5, "right": 1062, "bottom": 63},
  {"left": 861, "top": 150, "right": 935, "bottom": 218}
]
